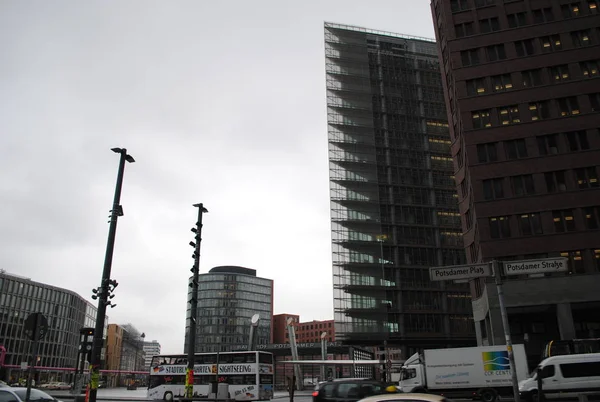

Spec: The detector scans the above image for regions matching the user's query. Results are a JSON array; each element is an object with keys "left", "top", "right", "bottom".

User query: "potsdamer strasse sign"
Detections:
[
  {"left": 429, "top": 263, "right": 493, "bottom": 281},
  {"left": 503, "top": 257, "right": 568, "bottom": 276}
]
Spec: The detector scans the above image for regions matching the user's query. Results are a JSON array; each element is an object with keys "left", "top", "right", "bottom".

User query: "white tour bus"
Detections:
[{"left": 147, "top": 351, "right": 274, "bottom": 401}]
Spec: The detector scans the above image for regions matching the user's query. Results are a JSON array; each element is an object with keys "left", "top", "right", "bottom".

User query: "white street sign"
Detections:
[
  {"left": 20, "top": 361, "right": 28, "bottom": 370},
  {"left": 503, "top": 257, "right": 568, "bottom": 276},
  {"left": 429, "top": 263, "right": 493, "bottom": 281}
]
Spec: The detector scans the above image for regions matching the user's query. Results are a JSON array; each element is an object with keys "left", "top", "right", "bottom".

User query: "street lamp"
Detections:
[{"left": 88, "top": 148, "right": 135, "bottom": 402}]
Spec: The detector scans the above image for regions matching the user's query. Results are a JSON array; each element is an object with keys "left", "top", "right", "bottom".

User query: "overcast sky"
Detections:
[{"left": 0, "top": 1, "right": 436, "bottom": 354}]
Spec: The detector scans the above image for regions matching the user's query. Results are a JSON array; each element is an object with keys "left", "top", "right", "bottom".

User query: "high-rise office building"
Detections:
[
  {"left": 0, "top": 270, "right": 99, "bottom": 382},
  {"left": 185, "top": 266, "right": 273, "bottom": 353},
  {"left": 431, "top": 0, "right": 600, "bottom": 363},
  {"left": 324, "top": 22, "right": 474, "bottom": 356}
]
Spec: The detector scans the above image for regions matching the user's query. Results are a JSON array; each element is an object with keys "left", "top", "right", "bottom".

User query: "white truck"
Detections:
[{"left": 399, "top": 345, "right": 529, "bottom": 402}]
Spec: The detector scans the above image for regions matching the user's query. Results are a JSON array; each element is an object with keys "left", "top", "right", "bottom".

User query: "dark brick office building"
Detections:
[{"left": 431, "top": 0, "right": 600, "bottom": 364}]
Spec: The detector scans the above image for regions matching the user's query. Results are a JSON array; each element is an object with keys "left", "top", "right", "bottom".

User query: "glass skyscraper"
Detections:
[
  {"left": 325, "top": 22, "right": 474, "bottom": 356},
  {"left": 185, "top": 266, "right": 273, "bottom": 353}
]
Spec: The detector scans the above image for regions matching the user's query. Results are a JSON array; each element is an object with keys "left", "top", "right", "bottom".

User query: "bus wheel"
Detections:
[
  {"left": 479, "top": 389, "right": 497, "bottom": 402},
  {"left": 164, "top": 392, "right": 173, "bottom": 401}
]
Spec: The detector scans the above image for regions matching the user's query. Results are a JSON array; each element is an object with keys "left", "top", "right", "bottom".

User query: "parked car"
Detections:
[
  {"left": 0, "top": 387, "right": 64, "bottom": 402},
  {"left": 0, "top": 381, "right": 8, "bottom": 388},
  {"left": 357, "top": 393, "right": 448, "bottom": 402},
  {"left": 313, "top": 378, "right": 390, "bottom": 402},
  {"left": 54, "top": 382, "right": 71, "bottom": 390}
]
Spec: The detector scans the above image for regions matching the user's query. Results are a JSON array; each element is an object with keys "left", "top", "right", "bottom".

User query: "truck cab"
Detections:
[{"left": 398, "top": 353, "right": 427, "bottom": 393}]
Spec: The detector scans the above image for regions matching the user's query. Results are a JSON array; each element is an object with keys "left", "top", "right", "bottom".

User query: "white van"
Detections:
[{"left": 519, "top": 353, "right": 600, "bottom": 401}]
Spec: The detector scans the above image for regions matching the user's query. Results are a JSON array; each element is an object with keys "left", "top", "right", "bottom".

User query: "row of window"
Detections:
[
  {"left": 471, "top": 94, "right": 600, "bottom": 129},
  {"left": 477, "top": 129, "right": 597, "bottom": 164},
  {"left": 488, "top": 206, "right": 600, "bottom": 240},
  {"left": 452, "top": 0, "right": 598, "bottom": 16},
  {"left": 455, "top": 2, "right": 599, "bottom": 37},
  {"left": 461, "top": 29, "right": 597, "bottom": 67},
  {"left": 482, "top": 166, "right": 599, "bottom": 201},
  {"left": 466, "top": 59, "right": 599, "bottom": 96}
]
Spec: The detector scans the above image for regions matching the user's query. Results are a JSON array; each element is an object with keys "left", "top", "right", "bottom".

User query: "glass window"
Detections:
[
  {"left": 461, "top": 49, "right": 480, "bottom": 66},
  {"left": 451, "top": 0, "right": 470, "bottom": 12},
  {"left": 483, "top": 178, "right": 504, "bottom": 200},
  {"left": 480, "top": 17, "right": 500, "bottom": 33},
  {"left": 557, "top": 97, "right": 580, "bottom": 116},
  {"left": 477, "top": 143, "right": 498, "bottom": 163},
  {"left": 560, "top": 362, "right": 600, "bottom": 378},
  {"left": 511, "top": 174, "right": 535, "bottom": 196},
  {"left": 455, "top": 22, "right": 475, "bottom": 37},
  {"left": 553, "top": 210, "right": 576, "bottom": 232},
  {"left": 566, "top": 131, "right": 590, "bottom": 151},
  {"left": 486, "top": 44, "right": 507, "bottom": 61},
  {"left": 584, "top": 207, "right": 600, "bottom": 229},
  {"left": 581, "top": 60, "right": 600, "bottom": 77},
  {"left": 489, "top": 216, "right": 511, "bottom": 238},
  {"left": 571, "top": 30, "right": 592, "bottom": 47},
  {"left": 466, "top": 78, "right": 487, "bottom": 95},
  {"left": 550, "top": 65, "right": 570, "bottom": 81},
  {"left": 475, "top": 0, "right": 495, "bottom": 7},
  {"left": 545, "top": 170, "right": 567, "bottom": 193},
  {"left": 522, "top": 69, "right": 543, "bottom": 87},
  {"left": 472, "top": 109, "right": 492, "bottom": 128},
  {"left": 537, "top": 134, "right": 559, "bottom": 155},
  {"left": 505, "top": 139, "right": 528, "bottom": 159},
  {"left": 533, "top": 7, "right": 555, "bottom": 23},
  {"left": 492, "top": 74, "right": 513, "bottom": 91},
  {"left": 575, "top": 167, "right": 599, "bottom": 188},
  {"left": 519, "top": 213, "right": 543, "bottom": 236},
  {"left": 498, "top": 105, "right": 520, "bottom": 124},
  {"left": 515, "top": 39, "right": 535, "bottom": 56},
  {"left": 540, "top": 365, "right": 556, "bottom": 379},
  {"left": 540, "top": 35, "right": 562, "bottom": 52},
  {"left": 507, "top": 12, "right": 527, "bottom": 27},
  {"left": 529, "top": 101, "right": 550, "bottom": 121},
  {"left": 589, "top": 93, "right": 600, "bottom": 112},
  {"left": 562, "top": 3, "right": 581, "bottom": 18}
]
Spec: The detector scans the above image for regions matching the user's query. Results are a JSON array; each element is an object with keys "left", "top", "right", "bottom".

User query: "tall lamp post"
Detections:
[
  {"left": 185, "top": 203, "right": 208, "bottom": 399},
  {"left": 88, "top": 148, "right": 135, "bottom": 402}
]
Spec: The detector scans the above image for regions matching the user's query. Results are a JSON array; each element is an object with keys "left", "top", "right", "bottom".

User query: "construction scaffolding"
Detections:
[{"left": 324, "top": 22, "right": 475, "bottom": 356}]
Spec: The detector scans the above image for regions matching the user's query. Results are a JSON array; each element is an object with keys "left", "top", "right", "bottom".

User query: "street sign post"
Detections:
[
  {"left": 429, "top": 263, "right": 493, "bottom": 281},
  {"left": 503, "top": 257, "right": 568, "bottom": 276}
]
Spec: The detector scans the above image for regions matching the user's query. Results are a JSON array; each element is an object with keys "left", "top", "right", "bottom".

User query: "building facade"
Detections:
[
  {"left": 142, "top": 339, "right": 161, "bottom": 373},
  {"left": 185, "top": 266, "right": 273, "bottom": 353},
  {"left": 431, "top": 0, "right": 600, "bottom": 364},
  {"left": 0, "top": 270, "right": 98, "bottom": 382},
  {"left": 324, "top": 22, "right": 474, "bottom": 356},
  {"left": 272, "top": 314, "right": 335, "bottom": 344}
]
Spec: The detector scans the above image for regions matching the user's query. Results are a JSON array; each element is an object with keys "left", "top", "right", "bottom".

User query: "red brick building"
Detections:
[{"left": 272, "top": 314, "right": 335, "bottom": 344}]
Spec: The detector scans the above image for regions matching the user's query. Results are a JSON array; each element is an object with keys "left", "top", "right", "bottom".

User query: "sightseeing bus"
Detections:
[
  {"left": 147, "top": 351, "right": 274, "bottom": 401},
  {"left": 542, "top": 338, "right": 600, "bottom": 359}
]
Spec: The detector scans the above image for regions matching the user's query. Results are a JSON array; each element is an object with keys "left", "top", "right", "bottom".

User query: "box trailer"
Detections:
[{"left": 399, "top": 345, "right": 529, "bottom": 402}]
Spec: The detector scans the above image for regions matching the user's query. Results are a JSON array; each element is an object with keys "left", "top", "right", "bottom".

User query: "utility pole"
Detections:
[
  {"left": 493, "top": 260, "right": 520, "bottom": 402},
  {"left": 185, "top": 203, "right": 208, "bottom": 399},
  {"left": 87, "top": 148, "right": 134, "bottom": 402}
]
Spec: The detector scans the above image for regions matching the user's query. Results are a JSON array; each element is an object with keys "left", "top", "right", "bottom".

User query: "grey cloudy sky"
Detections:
[{"left": 0, "top": 1, "right": 436, "bottom": 354}]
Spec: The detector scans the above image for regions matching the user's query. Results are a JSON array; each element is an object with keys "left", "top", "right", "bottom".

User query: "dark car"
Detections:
[{"left": 312, "top": 378, "right": 389, "bottom": 402}]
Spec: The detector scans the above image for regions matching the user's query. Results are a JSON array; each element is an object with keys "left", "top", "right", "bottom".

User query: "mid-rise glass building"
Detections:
[
  {"left": 184, "top": 266, "right": 273, "bottom": 353},
  {"left": 0, "top": 270, "right": 99, "bottom": 382},
  {"left": 324, "top": 22, "right": 474, "bottom": 356}
]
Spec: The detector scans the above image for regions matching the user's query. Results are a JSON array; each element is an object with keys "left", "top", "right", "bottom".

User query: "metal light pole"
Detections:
[
  {"left": 320, "top": 332, "right": 327, "bottom": 381},
  {"left": 493, "top": 260, "right": 520, "bottom": 402},
  {"left": 87, "top": 148, "right": 135, "bottom": 402},
  {"left": 185, "top": 203, "right": 208, "bottom": 399}
]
